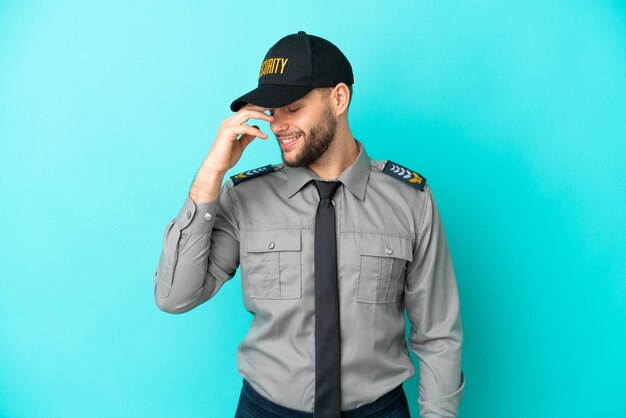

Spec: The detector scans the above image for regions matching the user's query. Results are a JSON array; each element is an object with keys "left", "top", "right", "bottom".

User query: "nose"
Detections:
[{"left": 270, "top": 116, "right": 288, "bottom": 135}]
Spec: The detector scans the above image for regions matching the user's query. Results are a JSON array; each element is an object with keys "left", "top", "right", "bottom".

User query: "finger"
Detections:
[
  {"left": 237, "top": 125, "right": 268, "bottom": 151},
  {"left": 222, "top": 109, "right": 272, "bottom": 126},
  {"left": 241, "top": 104, "right": 272, "bottom": 113},
  {"left": 228, "top": 124, "right": 268, "bottom": 140},
  {"left": 230, "top": 109, "right": 274, "bottom": 126},
  {"left": 237, "top": 133, "right": 255, "bottom": 149},
  {"left": 223, "top": 104, "right": 272, "bottom": 124},
  {"left": 237, "top": 132, "right": 257, "bottom": 150}
]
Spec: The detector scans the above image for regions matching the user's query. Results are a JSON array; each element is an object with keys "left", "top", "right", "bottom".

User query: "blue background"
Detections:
[{"left": 1, "top": 1, "right": 625, "bottom": 417}]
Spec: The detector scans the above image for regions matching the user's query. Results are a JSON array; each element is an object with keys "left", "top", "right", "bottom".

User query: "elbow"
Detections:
[
  {"left": 153, "top": 275, "right": 192, "bottom": 314},
  {"left": 154, "top": 287, "right": 201, "bottom": 314},
  {"left": 154, "top": 296, "right": 189, "bottom": 314},
  {"left": 153, "top": 278, "right": 203, "bottom": 314},
  {"left": 152, "top": 262, "right": 222, "bottom": 314}
]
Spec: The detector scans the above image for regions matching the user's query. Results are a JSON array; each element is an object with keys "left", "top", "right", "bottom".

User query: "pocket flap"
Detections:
[
  {"left": 359, "top": 234, "right": 413, "bottom": 262},
  {"left": 245, "top": 229, "right": 301, "bottom": 252}
]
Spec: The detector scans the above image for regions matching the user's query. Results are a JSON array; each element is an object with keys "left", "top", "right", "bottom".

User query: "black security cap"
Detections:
[{"left": 230, "top": 31, "right": 354, "bottom": 112}]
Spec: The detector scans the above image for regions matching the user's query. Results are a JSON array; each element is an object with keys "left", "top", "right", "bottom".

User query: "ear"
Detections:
[{"left": 331, "top": 83, "right": 350, "bottom": 117}]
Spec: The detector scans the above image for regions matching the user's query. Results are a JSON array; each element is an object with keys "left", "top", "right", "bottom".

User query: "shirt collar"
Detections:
[{"left": 283, "top": 138, "right": 370, "bottom": 201}]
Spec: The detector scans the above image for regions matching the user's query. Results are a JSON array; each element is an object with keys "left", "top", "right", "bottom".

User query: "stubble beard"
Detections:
[{"left": 281, "top": 104, "right": 337, "bottom": 168}]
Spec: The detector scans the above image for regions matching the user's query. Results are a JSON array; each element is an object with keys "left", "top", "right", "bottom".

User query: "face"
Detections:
[{"left": 269, "top": 89, "right": 337, "bottom": 167}]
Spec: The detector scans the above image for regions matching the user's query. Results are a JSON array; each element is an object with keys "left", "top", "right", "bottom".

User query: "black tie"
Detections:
[{"left": 312, "top": 179, "right": 342, "bottom": 418}]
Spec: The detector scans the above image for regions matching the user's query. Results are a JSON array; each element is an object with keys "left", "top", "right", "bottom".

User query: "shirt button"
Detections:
[
  {"left": 204, "top": 213, "right": 213, "bottom": 221},
  {"left": 268, "top": 242, "right": 275, "bottom": 249},
  {"left": 331, "top": 199, "right": 336, "bottom": 207},
  {"left": 186, "top": 210, "right": 191, "bottom": 219},
  {"left": 385, "top": 247, "right": 393, "bottom": 255}
]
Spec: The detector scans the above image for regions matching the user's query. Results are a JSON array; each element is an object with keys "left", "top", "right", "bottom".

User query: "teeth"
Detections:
[{"left": 281, "top": 134, "right": 301, "bottom": 144}]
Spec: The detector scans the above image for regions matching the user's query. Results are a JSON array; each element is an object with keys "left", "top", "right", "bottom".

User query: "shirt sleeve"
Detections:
[
  {"left": 404, "top": 184, "right": 465, "bottom": 418},
  {"left": 153, "top": 179, "right": 240, "bottom": 313}
]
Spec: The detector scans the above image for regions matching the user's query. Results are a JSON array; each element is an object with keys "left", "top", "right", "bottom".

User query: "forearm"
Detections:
[
  {"left": 189, "top": 164, "right": 226, "bottom": 204},
  {"left": 411, "top": 323, "right": 465, "bottom": 417}
]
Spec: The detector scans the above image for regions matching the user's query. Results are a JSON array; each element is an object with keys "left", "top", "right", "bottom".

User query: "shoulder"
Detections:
[
  {"left": 229, "top": 162, "right": 285, "bottom": 186},
  {"left": 370, "top": 158, "right": 428, "bottom": 192}
]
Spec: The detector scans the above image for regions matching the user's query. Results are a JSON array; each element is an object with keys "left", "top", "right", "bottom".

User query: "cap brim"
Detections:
[{"left": 230, "top": 84, "right": 315, "bottom": 112}]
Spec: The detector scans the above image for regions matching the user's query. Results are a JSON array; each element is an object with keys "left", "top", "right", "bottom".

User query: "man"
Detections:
[{"left": 154, "top": 31, "right": 465, "bottom": 418}]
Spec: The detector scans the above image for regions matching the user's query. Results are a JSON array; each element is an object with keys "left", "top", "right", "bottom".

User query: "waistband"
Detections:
[{"left": 241, "top": 378, "right": 405, "bottom": 418}]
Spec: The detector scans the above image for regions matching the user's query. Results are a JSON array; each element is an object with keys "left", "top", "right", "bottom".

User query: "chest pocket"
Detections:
[
  {"left": 242, "top": 228, "right": 302, "bottom": 299},
  {"left": 356, "top": 234, "right": 413, "bottom": 303}
]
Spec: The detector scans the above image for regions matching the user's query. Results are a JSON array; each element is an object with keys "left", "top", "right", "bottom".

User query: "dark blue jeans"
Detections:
[{"left": 234, "top": 378, "right": 411, "bottom": 418}]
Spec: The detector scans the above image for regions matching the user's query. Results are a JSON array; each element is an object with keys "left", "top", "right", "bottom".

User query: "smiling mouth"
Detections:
[{"left": 279, "top": 134, "right": 302, "bottom": 144}]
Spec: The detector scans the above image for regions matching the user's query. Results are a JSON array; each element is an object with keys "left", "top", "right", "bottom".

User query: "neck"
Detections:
[{"left": 307, "top": 122, "right": 359, "bottom": 180}]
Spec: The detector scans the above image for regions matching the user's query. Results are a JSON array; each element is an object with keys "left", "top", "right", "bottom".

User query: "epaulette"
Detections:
[
  {"left": 230, "top": 163, "right": 283, "bottom": 186},
  {"left": 382, "top": 159, "right": 427, "bottom": 191}
]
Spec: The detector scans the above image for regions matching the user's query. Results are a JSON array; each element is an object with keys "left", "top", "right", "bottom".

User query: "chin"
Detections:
[{"left": 282, "top": 154, "right": 303, "bottom": 168}]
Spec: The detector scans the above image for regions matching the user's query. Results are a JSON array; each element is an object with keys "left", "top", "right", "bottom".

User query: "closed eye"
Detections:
[{"left": 269, "top": 107, "right": 301, "bottom": 116}]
